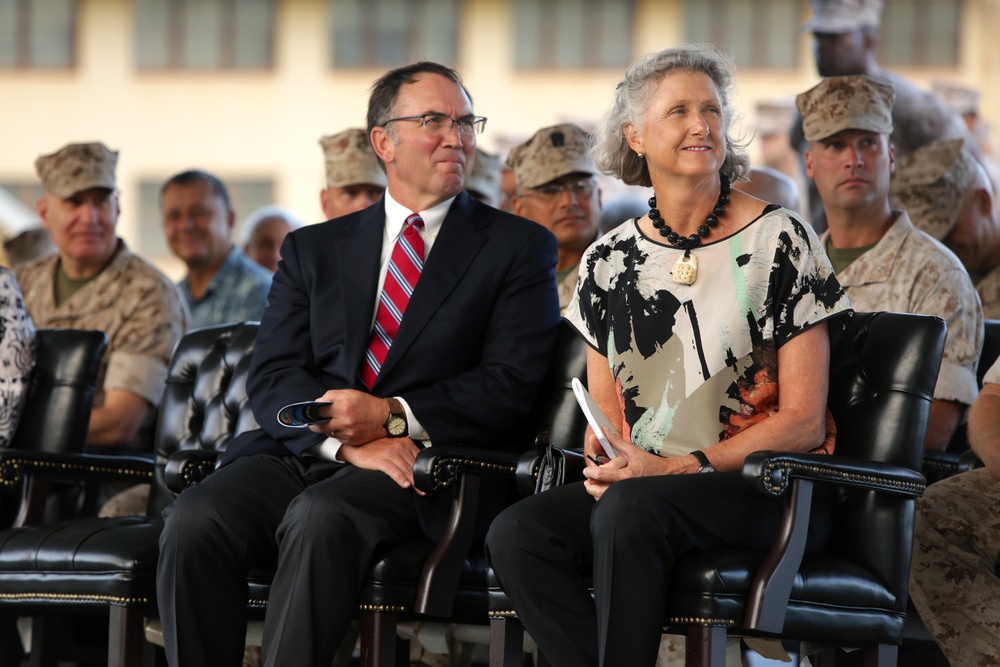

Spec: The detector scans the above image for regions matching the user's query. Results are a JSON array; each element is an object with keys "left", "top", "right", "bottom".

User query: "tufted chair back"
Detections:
[{"left": 147, "top": 322, "right": 259, "bottom": 516}]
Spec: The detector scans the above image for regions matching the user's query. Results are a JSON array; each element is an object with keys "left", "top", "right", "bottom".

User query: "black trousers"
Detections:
[
  {"left": 156, "top": 454, "right": 426, "bottom": 667},
  {"left": 485, "top": 473, "right": 832, "bottom": 667}
]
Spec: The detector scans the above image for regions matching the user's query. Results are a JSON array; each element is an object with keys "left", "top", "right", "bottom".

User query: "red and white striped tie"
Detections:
[{"left": 360, "top": 213, "right": 425, "bottom": 389}]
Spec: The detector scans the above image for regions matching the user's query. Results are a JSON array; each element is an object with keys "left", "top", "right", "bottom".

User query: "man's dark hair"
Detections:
[
  {"left": 160, "top": 169, "right": 232, "bottom": 210},
  {"left": 366, "top": 62, "right": 473, "bottom": 168}
]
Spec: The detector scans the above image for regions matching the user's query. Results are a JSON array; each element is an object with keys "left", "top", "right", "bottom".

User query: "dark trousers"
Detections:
[
  {"left": 156, "top": 454, "right": 426, "bottom": 667},
  {"left": 485, "top": 473, "right": 832, "bottom": 667}
]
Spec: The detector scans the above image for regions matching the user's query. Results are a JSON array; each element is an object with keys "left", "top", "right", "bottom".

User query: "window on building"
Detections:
[
  {"left": 137, "top": 178, "right": 274, "bottom": 257},
  {"left": 877, "top": 0, "right": 961, "bottom": 68},
  {"left": 683, "top": 0, "right": 801, "bottom": 70},
  {"left": 135, "top": 0, "right": 275, "bottom": 70},
  {"left": 512, "top": 0, "right": 633, "bottom": 69},
  {"left": 330, "top": 0, "right": 459, "bottom": 68},
  {"left": 0, "top": 0, "right": 77, "bottom": 69}
]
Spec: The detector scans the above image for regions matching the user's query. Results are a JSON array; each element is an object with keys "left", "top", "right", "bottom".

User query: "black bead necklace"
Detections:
[{"left": 648, "top": 173, "right": 732, "bottom": 256}]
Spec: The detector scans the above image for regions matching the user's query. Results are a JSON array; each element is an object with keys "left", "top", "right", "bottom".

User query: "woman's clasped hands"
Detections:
[{"left": 582, "top": 425, "right": 702, "bottom": 499}]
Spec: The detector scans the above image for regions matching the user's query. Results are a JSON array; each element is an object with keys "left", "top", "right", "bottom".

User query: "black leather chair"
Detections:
[
  {"left": 922, "top": 318, "right": 1000, "bottom": 484},
  {"left": 0, "top": 322, "right": 258, "bottom": 667},
  {"left": 355, "top": 318, "right": 588, "bottom": 666},
  {"left": 0, "top": 328, "right": 108, "bottom": 661},
  {"left": 0, "top": 319, "right": 588, "bottom": 667},
  {"left": 490, "top": 311, "right": 947, "bottom": 667},
  {"left": 0, "top": 329, "right": 109, "bottom": 525}
]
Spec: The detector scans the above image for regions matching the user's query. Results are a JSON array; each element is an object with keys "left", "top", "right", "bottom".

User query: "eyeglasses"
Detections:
[
  {"left": 381, "top": 113, "right": 488, "bottom": 136},
  {"left": 521, "top": 177, "right": 597, "bottom": 201}
]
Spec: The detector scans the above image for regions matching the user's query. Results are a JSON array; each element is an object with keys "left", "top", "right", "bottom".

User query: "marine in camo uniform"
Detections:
[
  {"left": 318, "top": 127, "right": 387, "bottom": 220},
  {"left": 799, "top": 75, "right": 984, "bottom": 453},
  {"left": 507, "top": 123, "right": 602, "bottom": 312},
  {"left": 892, "top": 138, "right": 1000, "bottom": 320},
  {"left": 17, "top": 142, "right": 187, "bottom": 457},
  {"left": 910, "top": 356, "right": 1000, "bottom": 666},
  {"left": 790, "top": 0, "right": 973, "bottom": 231}
]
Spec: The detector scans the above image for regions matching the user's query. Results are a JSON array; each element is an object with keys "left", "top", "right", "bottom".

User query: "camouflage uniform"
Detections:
[
  {"left": 977, "top": 266, "right": 1000, "bottom": 320},
  {"left": 821, "top": 211, "right": 983, "bottom": 406},
  {"left": 15, "top": 239, "right": 187, "bottom": 452},
  {"left": 557, "top": 266, "right": 578, "bottom": 313},
  {"left": 911, "top": 356, "right": 1000, "bottom": 667}
]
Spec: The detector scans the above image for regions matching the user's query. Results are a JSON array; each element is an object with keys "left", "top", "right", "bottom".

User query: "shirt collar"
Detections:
[{"left": 383, "top": 189, "right": 455, "bottom": 240}]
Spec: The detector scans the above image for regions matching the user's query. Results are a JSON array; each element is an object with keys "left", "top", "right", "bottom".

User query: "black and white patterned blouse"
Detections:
[
  {"left": 566, "top": 205, "right": 851, "bottom": 458},
  {"left": 0, "top": 268, "right": 35, "bottom": 447}
]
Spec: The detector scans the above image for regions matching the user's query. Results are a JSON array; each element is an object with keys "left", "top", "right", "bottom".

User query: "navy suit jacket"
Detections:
[{"left": 220, "top": 191, "right": 561, "bottom": 465}]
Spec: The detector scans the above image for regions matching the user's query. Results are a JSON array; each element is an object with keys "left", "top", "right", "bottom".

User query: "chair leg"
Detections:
[
  {"left": 359, "top": 611, "right": 408, "bottom": 667},
  {"left": 864, "top": 644, "right": 898, "bottom": 667},
  {"left": 29, "top": 615, "right": 58, "bottom": 667},
  {"left": 489, "top": 615, "right": 525, "bottom": 667},
  {"left": 109, "top": 606, "right": 153, "bottom": 667},
  {"left": 685, "top": 625, "right": 726, "bottom": 667}
]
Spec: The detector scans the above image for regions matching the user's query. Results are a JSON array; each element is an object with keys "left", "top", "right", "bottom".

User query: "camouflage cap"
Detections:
[
  {"left": 35, "top": 142, "right": 118, "bottom": 199},
  {"left": 796, "top": 75, "right": 895, "bottom": 142},
  {"left": 507, "top": 123, "right": 595, "bottom": 191},
  {"left": 319, "top": 128, "right": 387, "bottom": 189},
  {"left": 890, "top": 139, "right": 978, "bottom": 240},
  {"left": 931, "top": 80, "right": 980, "bottom": 117},
  {"left": 803, "top": 0, "right": 883, "bottom": 33},
  {"left": 466, "top": 148, "right": 502, "bottom": 202},
  {"left": 755, "top": 99, "right": 796, "bottom": 137}
]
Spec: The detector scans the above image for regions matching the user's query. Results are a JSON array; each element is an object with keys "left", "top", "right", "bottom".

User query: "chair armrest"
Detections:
[
  {"left": 922, "top": 449, "right": 964, "bottom": 482},
  {"left": 743, "top": 450, "right": 926, "bottom": 499},
  {"left": 164, "top": 449, "right": 223, "bottom": 493},
  {"left": 958, "top": 448, "right": 984, "bottom": 473},
  {"left": 741, "top": 450, "right": 924, "bottom": 634},
  {"left": 0, "top": 448, "right": 154, "bottom": 488},
  {"left": 412, "top": 445, "right": 521, "bottom": 494}
]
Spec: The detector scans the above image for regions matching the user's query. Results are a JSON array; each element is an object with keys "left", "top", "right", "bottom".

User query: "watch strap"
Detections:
[{"left": 689, "top": 449, "right": 713, "bottom": 469}]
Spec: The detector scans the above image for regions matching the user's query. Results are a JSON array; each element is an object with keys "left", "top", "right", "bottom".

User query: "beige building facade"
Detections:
[{"left": 0, "top": 0, "right": 996, "bottom": 278}]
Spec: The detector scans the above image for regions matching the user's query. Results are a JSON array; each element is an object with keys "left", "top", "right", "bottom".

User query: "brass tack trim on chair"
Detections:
[
  {"left": 0, "top": 458, "right": 153, "bottom": 483},
  {"left": 247, "top": 598, "right": 269, "bottom": 609},
  {"left": 488, "top": 609, "right": 519, "bottom": 619},
  {"left": 664, "top": 616, "right": 734, "bottom": 627},
  {"left": 0, "top": 592, "right": 149, "bottom": 605},
  {"left": 430, "top": 458, "right": 517, "bottom": 489},
  {"left": 0, "top": 460, "right": 22, "bottom": 486},
  {"left": 181, "top": 460, "right": 217, "bottom": 487},
  {"left": 356, "top": 603, "right": 408, "bottom": 613},
  {"left": 760, "top": 459, "right": 925, "bottom": 496}
]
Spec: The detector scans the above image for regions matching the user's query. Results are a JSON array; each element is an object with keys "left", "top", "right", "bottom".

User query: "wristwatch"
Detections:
[
  {"left": 689, "top": 450, "right": 716, "bottom": 473},
  {"left": 384, "top": 397, "right": 408, "bottom": 437}
]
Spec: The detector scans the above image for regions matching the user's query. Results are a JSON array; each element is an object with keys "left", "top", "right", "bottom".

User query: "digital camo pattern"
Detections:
[
  {"left": 890, "top": 138, "right": 977, "bottom": 241},
  {"left": 565, "top": 206, "right": 850, "bottom": 459},
  {"left": 15, "top": 240, "right": 187, "bottom": 452},
  {"left": 34, "top": 142, "right": 118, "bottom": 199},
  {"left": 824, "top": 210, "right": 983, "bottom": 406},
  {"left": 910, "top": 468, "right": 1000, "bottom": 667},
  {"left": 0, "top": 269, "right": 35, "bottom": 447},
  {"left": 975, "top": 265, "right": 1000, "bottom": 320}
]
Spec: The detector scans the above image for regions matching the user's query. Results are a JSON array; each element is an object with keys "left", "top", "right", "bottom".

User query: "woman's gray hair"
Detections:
[
  {"left": 239, "top": 205, "right": 304, "bottom": 246},
  {"left": 592, "top": 44, "right": 751, "bottom": 187}
]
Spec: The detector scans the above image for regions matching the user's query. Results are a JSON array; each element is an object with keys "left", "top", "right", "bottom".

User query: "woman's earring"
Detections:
[{"left": 637, "top": 152, "right": 644, "bottom": 158}]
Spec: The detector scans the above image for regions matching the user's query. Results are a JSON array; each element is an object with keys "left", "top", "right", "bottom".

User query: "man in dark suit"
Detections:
[{"left": 156, "top": 61, "right": 560, "bottom": 667}]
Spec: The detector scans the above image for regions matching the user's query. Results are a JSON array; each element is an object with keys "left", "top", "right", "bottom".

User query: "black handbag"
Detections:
[{"left": 530, "top": 431, "right": 587, "bottom": 494}]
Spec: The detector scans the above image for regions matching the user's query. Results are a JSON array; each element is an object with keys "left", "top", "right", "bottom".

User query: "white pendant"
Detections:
[{"left": 672, "top": 253, "right": 698, "bottom": 285}]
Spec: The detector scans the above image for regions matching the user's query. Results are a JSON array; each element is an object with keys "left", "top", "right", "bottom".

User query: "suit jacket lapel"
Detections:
[
  {"left": 336, "top": 203, "right": 386, "bottom": 382},
  {"left": 373, "top": 192, "right": 488, "bottom": 388}
]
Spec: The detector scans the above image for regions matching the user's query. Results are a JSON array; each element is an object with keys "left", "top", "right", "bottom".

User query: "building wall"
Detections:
[{"left": 0, "top": 0, "right": 995, "bottom": 278}]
